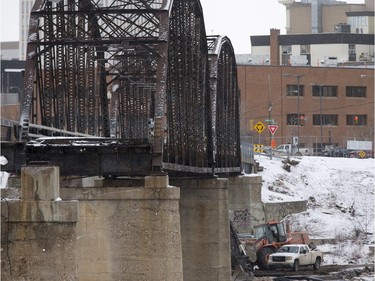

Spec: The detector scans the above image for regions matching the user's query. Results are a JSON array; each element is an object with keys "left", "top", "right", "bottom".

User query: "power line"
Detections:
[{"left": 250, "top": 101, "right": 374, "bottom": 120}]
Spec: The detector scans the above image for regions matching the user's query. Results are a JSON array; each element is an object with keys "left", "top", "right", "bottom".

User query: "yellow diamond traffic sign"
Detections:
[
  {"left": 358, "top": 151, "right": 366, "bottom": 158},
  {"left": 254, "top": 121, "right": 265, "bottom": 133}
]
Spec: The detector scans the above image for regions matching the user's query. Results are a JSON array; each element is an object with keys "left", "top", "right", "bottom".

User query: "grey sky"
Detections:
[{"left": 0, "top": 0, "right": 365, "bottom": 54}]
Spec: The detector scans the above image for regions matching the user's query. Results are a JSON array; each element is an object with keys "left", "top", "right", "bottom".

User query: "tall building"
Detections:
[
  {"left": 279, "top": 0, "right": 374, "bottom": 34},
  {"left": 0, "top": 42, "right": 19, "bottom": 60},
  {"left": 19, "top": 0, "right": 34, "bottom": 60},
  {"left": 248, "top": 0, "right": 374, "bottom": 67}
]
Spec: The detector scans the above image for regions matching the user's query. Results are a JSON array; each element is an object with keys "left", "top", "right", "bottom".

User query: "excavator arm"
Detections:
[{"left": 230, "top": 221, "right": 254, "bottom": 280}]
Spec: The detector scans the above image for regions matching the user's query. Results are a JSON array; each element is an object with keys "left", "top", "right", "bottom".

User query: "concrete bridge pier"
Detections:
[
  {"left": 1, "top": 166, "right": 79, "bottom": 281},
  {"left": 170, "top": 178, "right": 231, "bottom": 281},
  {"left": 62, "top": 175, "right": 183, "bottom": 281}
]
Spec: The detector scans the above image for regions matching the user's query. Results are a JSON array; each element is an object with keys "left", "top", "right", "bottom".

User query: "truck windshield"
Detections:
[
  {"left": 277, "top": 246, "right": 299, "bottom": 253},
  {"left": 254, "top": 226, "right": 267, "bottom": 239}
]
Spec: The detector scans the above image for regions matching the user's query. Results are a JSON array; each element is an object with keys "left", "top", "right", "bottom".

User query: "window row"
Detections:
[
  {"left": 286, "top": 85, "right": 366, "bottom": 98},
  {"left": 286, "top": 114, "right": 367, "bottom": 126},
  {"left": 282, "top": 43, "right": 359, "bottom": 64}
]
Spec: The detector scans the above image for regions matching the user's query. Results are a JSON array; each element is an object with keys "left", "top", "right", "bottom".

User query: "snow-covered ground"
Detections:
[{"left": 255, "top": 154, "right": 375, "bottom": 266}]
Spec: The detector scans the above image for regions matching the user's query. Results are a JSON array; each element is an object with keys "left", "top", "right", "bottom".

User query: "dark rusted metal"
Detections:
[
  {"left": 17, "top": 0, "right": 241, "bottom": 177},
  {"left": 208, "top": 36, "right": 241, "bottom": 174},
  {"left": 162, "top": 0, "right": 213, "bottom": 174},
  {"left": 25, "top": 138, "right": 153, "bottom": 177}
]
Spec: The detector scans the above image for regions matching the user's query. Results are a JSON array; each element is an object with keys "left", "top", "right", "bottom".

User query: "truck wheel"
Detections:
[
  {"left": 257, "top": 247, "right": 274, "bottom": 270},
  {"left": 313, "top": 257, "right": 321, "bottom": 270},
  {"left": 293, "top": 260, "right": 299, "bottom": 272}
]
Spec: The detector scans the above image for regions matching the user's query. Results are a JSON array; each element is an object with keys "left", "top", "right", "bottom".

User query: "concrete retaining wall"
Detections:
[
  {"left": 227, "top": 174, "right": 308, "bottom": 235},
  {"left": 263, "top": 200, "right": 308, "bottom": 222},
  {"left": 227, "top": 175, "right": 264, "bottom": 233}
]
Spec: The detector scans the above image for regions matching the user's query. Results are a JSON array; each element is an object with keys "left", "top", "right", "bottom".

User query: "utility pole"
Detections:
[
  {"left": 311, "top": 83, "right": 325, "bottom": 154},
  {"left": 283, "top": 74, "right": 304, "bottom": 153},
  {"left": 319, "top": 85, "right": 324, "bottom": 153},
  {"left": 296, "top": 75, "right": 302, "bottom": 153}
]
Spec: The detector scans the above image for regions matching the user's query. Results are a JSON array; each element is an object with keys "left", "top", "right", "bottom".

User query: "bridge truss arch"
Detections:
[
  {"left": 20, "top": 0, "right": 241, "bottom": 176},
  {"left": 207, "top": 36, "right": 241, "bottom": 174}
]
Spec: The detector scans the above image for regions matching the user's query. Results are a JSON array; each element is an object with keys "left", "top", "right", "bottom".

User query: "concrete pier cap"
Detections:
[
  {"left": 145, "top": 174, "right": 170, "bottom": 188},
  {"left": 21, "top": 165, "right": 60, "bottom": 201}
]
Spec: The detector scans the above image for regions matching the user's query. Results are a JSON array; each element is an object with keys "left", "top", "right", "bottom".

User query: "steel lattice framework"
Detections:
[
  {"left": 207, "top": 36, "right": 241, "bottom": 173},
  {"left": 19, "top": 0, "right": 241, "bottom": 176}
]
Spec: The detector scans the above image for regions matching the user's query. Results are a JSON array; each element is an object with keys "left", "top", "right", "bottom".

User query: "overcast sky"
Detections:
[{"left": 0, "top": 0, "right": 365, "bottom": 54}]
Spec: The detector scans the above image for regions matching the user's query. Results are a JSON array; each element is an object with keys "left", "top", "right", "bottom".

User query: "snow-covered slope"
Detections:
[{"left": 256, "top": 155, "right": 375, "bottom": 265}]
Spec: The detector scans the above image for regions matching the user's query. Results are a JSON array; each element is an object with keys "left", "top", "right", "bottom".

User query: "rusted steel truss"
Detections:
[
  {"left": 207, "top": 36, "right": 241, "bottom": 174},
  {"left": 19, "top": 0, "right": 241, "bottom": 176}
]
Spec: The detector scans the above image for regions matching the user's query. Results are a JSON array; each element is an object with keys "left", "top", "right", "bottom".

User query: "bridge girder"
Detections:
[{"left": 18, "top": 0, "right": 241, "bottom": 176}]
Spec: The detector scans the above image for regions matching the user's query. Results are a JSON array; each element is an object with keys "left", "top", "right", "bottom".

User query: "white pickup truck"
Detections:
[
  {"left": 274, "top": 144, "right": 314, "bottom": 157},
  {"left": 268, "top": 244, "right": 323, "bottom": 272}
]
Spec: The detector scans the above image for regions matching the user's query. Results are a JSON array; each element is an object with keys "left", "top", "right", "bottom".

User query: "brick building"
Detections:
[
  {"left": 237, "top": 0, "right": 374, "bottom": 153},
  {"left": 237, "top": 64, "right": 374, "bottom": 151}
]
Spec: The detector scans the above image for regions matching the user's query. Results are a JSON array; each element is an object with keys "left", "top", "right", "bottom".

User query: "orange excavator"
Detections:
[{"left": 237, "top": 220, "right": 310, "bottom": 270}]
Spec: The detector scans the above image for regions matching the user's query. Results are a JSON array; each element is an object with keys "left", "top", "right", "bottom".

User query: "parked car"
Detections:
[
  {"left": 268, "top": 244, "right": 324, "bottom": 272},
  {"left": 322, "top": 147, "right": 350, "bottom": 158}
]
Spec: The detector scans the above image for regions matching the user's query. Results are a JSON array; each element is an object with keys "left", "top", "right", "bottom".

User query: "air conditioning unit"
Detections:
[
  {"left": 334, "top": 23, "right": 351, "bottom": 33},
  {"left": 320, "top": 57, "right": 338, "bottom": 67},
  {"left": 278, "top": 0, "right": 295, "bottom": 5}
]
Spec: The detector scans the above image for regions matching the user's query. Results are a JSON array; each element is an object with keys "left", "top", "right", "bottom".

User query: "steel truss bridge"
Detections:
[{"left": 5, "top": 0, "right": 241, "bottom": 177}]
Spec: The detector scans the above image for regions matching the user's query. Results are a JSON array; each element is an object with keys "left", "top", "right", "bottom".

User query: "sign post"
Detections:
[
  {"left": 254, "top": 121, "right": 265, "bottom": 144},
  {"left": 268, "top": 125, "right": 278, "bottom": 149}
]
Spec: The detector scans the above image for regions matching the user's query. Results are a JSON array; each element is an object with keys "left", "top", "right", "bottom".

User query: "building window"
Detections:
[
  {"left": 313, "top": 114, "right": 338, "bottom": 126},
  {"left": 348, "top": 44, "right": 356, "bottom": 61},
  {"left": 312, "top": 85, "right": 337, "bottom": 97},
  {"left": 282, "top": 45, "right": 292, "bottom": 65},
  {"left": 300, "top": 45, "right": 310, "bottom": 55},
  {"left": 346, "top": 115, "right": 366, "bottom": 126},
  {"left": 286, "top": 85, "right": 304, "bottom": 96},
  {"left": 282, "top": 45, "right": 292, "bottom": 54},
  {"left": 287, "top": 114, "right": 305, "bottom": 126},
  {"left": 300, "top": 45, "right": 311, "bottom": 65},
  {"left": 346, "top": 86, "right": 366, "bottom": 97},
  {"left": 349, "top": 44, "right": 355, "bottom": 54}
]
